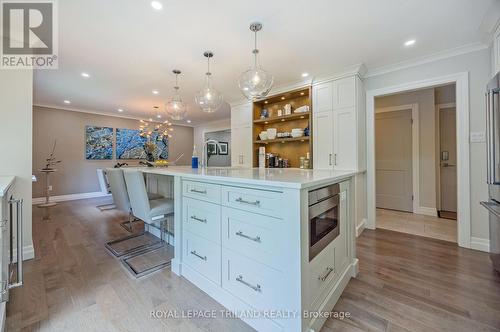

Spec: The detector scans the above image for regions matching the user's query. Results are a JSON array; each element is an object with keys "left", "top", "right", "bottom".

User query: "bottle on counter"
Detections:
[
  {"left": 259, "top": 146, "right": 266, "bottom": 169},
  {"left": 304, "top": 152, "right": 311, "bottom": 169},
  {"left": 191, "top": 145, "right": 198, "bottom": 169}
]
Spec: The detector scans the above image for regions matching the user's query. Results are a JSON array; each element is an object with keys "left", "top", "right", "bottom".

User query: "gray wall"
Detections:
[
  {"left": 33, "top": 106, "right": 194, "bottom": 197},
  {"left": 205, "top": 130, "right": 231, "bottom": 167}
]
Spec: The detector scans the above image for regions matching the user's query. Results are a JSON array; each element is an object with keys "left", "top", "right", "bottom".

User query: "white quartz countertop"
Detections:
[
  {"left": 135, "top": 166, "right": 358, "bottom": 189},
  {"left": 0, "top": 176, "right": 15, "bottom": 197}
]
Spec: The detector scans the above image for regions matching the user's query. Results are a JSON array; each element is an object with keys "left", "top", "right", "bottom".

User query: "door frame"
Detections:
[
  {"left": 375, "top": 104, "right": 419, "bottom": 213},
  {"left": 435, "top": 102, "right": 457, "bottom": 213},
  {"left": 366, "top": 72, "right": 470, "bottom": 248}
]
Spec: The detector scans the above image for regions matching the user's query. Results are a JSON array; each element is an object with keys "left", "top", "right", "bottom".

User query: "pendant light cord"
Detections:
[{"left": 253, "top": 30, "right": 258, "bottom": 66}]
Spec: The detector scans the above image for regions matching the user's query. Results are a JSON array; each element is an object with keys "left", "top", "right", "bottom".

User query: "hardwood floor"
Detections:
[{"left": 7, "top": 198, "right": 500, "bottom": 332}]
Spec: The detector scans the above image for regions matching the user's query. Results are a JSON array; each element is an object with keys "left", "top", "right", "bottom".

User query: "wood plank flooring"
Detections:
[{"left": 7, "top": 198, "right": 500, "bottom": 332}]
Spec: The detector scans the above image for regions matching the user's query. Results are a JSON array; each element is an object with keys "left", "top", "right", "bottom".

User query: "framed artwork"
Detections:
[
  {"left": 85, "top": 126, "right": 113, "bottom": 160},
  {"left": 207, "top": 142, "right": 217, "bottom": 156},
  {"left": 116, "top": 128, "right": 168, "bottom": 160},
  {"left": 218, "top": 142, "right": 228, "bottom": 155}
]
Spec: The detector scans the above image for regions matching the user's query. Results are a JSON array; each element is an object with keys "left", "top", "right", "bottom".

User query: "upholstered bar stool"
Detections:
[{"left": 122, "top": 169, "right": 174, "bottom": 277}]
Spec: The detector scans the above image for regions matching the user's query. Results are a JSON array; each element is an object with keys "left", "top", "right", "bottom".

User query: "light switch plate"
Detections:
[{"left": 470, "top": 132, "right": 485, "bottom": 143}]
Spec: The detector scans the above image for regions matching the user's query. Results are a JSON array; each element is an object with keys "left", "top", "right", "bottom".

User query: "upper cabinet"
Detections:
[{"left": 312, "top": 75, "right": 365, "bottom": 172}]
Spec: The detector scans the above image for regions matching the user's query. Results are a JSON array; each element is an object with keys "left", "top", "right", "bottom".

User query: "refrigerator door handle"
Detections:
[
  {"left": 487, "top": 90, "right": 498, "bottom": 185},
  {"left": 8, "top": 199, "right": 23, "bottom": 289}
]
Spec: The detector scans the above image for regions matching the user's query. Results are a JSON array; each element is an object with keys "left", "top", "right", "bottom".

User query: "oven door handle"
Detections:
[{"left": 308, "top": 194, "right": 340, "bottom": 220}]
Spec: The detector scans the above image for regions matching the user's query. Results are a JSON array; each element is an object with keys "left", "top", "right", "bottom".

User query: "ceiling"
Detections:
[{"left": 33, "top": 0, "right": 496, "bottom": 126}]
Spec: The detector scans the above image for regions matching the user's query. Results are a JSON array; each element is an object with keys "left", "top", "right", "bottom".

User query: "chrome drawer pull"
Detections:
[
  {"left": 190, "top": 250, "right": 207, "bottom": 261},
  {"left": 236, "top": 275, "right": 261, "bottom": 292},
  {"left": 318, "top": 267, "right": 333, "bottom": 281},
  {"left": 190, "top": 189, "right": 207, "bottom": 194},
  {"left": 235, "top": 231, "right": 261, "bottom": 243},
  {"left": 190, "top": 215, "right": 207, "bottom": 223},
  {"left": 235, "top": 197, "right": 260, "bottom": 206}
]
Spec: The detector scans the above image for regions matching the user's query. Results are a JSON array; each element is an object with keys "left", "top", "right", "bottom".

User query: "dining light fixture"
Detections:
[
  {"left": 238, "top": 22, "right": 274, "bottom": 100},
  {"left": 195, "top": 51, "right": 223, "bottom": 113},
  {"left": 165, "top": 69, "right": 187, "bottom": 120}
]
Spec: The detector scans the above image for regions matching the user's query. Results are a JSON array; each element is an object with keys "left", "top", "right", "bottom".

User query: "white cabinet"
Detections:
[
  {"left": 231, "top": 102, "right": 253, "bottom": 168},
  {"left": 494, "top": 24, "right": 500, "bottom": 75},
  {"left": 313, "top": 111, "right": 334, "bottom": 169},
  {"left": 312, "top": 75, "right": 364, "bottom": 171}
]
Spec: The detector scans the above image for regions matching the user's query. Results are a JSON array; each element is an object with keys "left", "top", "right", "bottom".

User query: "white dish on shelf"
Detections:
[
  {"left": 266, "top": 128, "right": 277, "bottom": 140},
  {"left": 291, "top": 131, "right": 304, "bottom": 138},
  {"left": 259, "top": 132, "right": 268, "bottom": 140},
  {"left": 294, "top": 105, "right": 310, "bottom": 113}
]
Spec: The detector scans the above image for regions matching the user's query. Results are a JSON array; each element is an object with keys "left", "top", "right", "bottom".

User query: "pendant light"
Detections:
[
  {"left": 195, "top": 51, "right": 223, "bottom": 113},
  {"left": 238, "top": 22, "right": 274, "bottom": 100},
  {"left": 165, "top": 69, "right": 187, "bottom": 121}
]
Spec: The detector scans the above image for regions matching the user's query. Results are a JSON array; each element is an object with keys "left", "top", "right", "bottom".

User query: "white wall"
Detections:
[
  {"left": 0, "top": 70, "right": 34, "bottom": 259},
  {"left": 193, "top": 118, "right": 231, "bottom": 159},
  {"left": 365, "top": 48, "right": 490, "bottom": 241}
]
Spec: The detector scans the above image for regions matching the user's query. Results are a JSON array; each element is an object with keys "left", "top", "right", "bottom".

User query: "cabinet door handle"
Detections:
[
  {"left": 190, "top": 189, "right": 207, "bottom": 194},
  {"left": 334, "top": 153, "right": 338, "bottom": 166},
  {"left": 190, "top": 250, "right": 207, "bottom": 261},
  {"left": 236, "top": 275, "right": 262, "bottom": 292},
  {"left": 235, "top": 197, "right": 260, "bottom": 206},
  {"left": 8, "top": 198, "right": 23, "bottom": 289},
  {"left": 329, "top": 154, "right": 332, "bottom": 166},
  {"left": 318, "top": 267, "right": 333, "bottom": 281},
  {"left": 190, "top": 216, "right": 207, "bottom": 223},
  {"left": 235, "top": 231, "right": 261, "bottom": 243}
]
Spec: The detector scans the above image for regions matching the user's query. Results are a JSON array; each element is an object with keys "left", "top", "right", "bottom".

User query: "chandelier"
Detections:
[
  {"left": 165, "top": 69, "right": 187, "bottom": 121},
  {"left": 195, "top": 51, "right": 223, "bottom": 113},
  {"left": 238, "top": 22, "right": 274, "bottom": 100},
  {"left": 139, "top": 108, "right": 174, "bottom": 141}
]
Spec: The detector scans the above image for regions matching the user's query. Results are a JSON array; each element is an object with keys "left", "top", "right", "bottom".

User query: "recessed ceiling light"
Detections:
[
  {"left": 264, "top": 101, "right": 268, "bottom": 104},
  {"left": 186, "top": 120, "right": 192, "bottom": 123},
  {"left": 301, "top": 72, "right": 309, "bottom": 78},
  {"left": 81, "top": 72, "right": 90, "bottom": 78},
  {"left": 63, "top": 100, "right": 71, "bottom": 104},
  {"left": 281, "top": 97, "right": 285, "bottom": 100},
  {"left": 404, "top": 39, "right": 416, "bottom": 47},
  {"left": 152, "top": 90, "right": 159, "bottom": 95},
  {"left": 117, "top": 108, "right": 124, "bottom": 112},
  {"left": 300, "top": 92, "right": 305, "bottom": 95},
  {"left": 151, "top": 1, "right": 163, "bottom": 10}
]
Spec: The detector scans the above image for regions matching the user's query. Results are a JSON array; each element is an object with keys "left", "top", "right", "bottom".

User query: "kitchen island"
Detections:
[{"left": 137, "top": 166, "right": 358, "bottom": 332}]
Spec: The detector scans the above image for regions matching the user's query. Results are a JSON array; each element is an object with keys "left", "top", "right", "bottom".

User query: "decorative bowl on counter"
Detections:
[
  {"left": 259, "top": 131, "right": 268, "bottom": 140},
  {"left": 266, "top": 128, "right": 277, "bottom": 140}
]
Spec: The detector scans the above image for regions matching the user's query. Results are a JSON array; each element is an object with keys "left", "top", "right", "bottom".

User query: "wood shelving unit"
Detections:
[{"left": 252, "top": 87, "right": 312, "bottom": 168}]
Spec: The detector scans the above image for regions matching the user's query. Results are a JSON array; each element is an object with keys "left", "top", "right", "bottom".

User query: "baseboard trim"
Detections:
[
  {"left": 356, "top": 218, "right": 367, "bottom": 237},
  {"left": 470, "top": 237, "right": 490, "bottom": 253},
  {"left": 415, "top": 206, "right": 438, "bottom": 217},
  {"left": 32, "top": 191, "right": 111, "bottom": 205},
  {"left": 13, "top": 245, "right": 34, "bottom": 262}
]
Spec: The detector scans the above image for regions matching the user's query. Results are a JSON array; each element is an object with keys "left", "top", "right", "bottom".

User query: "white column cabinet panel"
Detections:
[
  {"left": 332, "top": 76, "right": 356, "bottom": 110},
  {"left": 313, "top": 82, "right": 334, "bottom": 113},
  {"left": 231, "top": 103, "right": 253, "bottom": 168},
  {"left": 313, "top": 111, "right": 334, "bottom": 169},
  {"left": 333, "top": 107, "right": 357, "bottom": 170}
]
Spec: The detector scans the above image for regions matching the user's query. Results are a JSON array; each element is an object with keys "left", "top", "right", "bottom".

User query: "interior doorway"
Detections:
[
  {"left": 204, "top": 129, "right": 231, "bottom": 167},
  {"left": 372, "top": 84, "right": 458, "bottom": 243}
]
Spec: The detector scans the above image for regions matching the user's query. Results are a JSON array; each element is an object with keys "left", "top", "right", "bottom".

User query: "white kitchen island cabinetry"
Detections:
[{"left": 141, "top": 166, "right": 358, "bottom": 332}]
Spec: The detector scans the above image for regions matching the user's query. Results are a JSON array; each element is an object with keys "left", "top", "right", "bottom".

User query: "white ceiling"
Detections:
[{"left": 33, "top": 0, "right": 496, "bottom": 126}]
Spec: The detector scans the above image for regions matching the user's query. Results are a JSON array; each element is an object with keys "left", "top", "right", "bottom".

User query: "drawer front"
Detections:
[
  {"left": 183, "top": 198, "right": 221, "bottom": 244},
  {"left": 222, "top": 207, "right": 283, "bottom": 269},
  {"left": 222, "top": 186, "right": 283, "bottom": 218},
  {"left": 183, "top": 180, "right": 221, "bottom": 204},
  {"left": 308, "top": 243, "right": 336, "bottom": 309},
  {"left": 222, "top": 248, "right": 284, "bottom": 311},
  {"left": 183, "top": 231, "right": 221, "bottom": 285}
]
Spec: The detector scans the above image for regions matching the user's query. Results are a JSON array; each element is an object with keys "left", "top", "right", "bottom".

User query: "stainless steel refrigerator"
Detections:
[{"left": 482, "top": 73, "right": 500, "bottom": 273}]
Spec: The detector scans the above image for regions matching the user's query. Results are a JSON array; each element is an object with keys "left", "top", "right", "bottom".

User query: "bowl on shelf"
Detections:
[
  {"left": 291, "top": 131, "right": 304, "bottom": 138},
  {"left": 259, "top": 131, "right": 268, "bottom": 140},
  {"left": 266, "top": 128, "right": 277, "bottom": 140}
]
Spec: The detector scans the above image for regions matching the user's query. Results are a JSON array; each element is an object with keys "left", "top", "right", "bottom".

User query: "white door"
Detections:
[
  {"left": 375, "top": 110, "right": 413, "bottom": 212},
  {"left": 333, "top": 107, "right": 356, "bottom": 170},
  {"left": 439, "top": 107, "right": 457, "bottom": 213},
  {"left": 313, "top": 111, "right": 334, "bottom": 169}
]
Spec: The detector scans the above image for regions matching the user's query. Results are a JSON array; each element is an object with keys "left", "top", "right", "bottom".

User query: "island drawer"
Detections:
[
  {"left": 183, "top": 231, "right": 221, "bottom": 285},
  {"left": 183, "top": 180, "right": 221, "bottom": 204},
  {"left": 221, "top": 207, "right": 284, "bottom": 269},
  {"left": 222, "top": 248, "right": 284, "bottom": 312},
  {"left": 308, "top": 242, "right": 336, "bottom": 309},
  {"left": 221, "top": 186, "right": 283, "bottom": 218},
  {"left": 183, "top": 198, "right": 221, "bottom": 244}
]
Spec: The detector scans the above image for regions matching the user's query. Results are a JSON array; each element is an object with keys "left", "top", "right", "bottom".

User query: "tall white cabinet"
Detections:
[
  {"left": 313, "top": 75, "right": 365, "bottom": 172},
  {"left": 230, "top": 102, "right": 253, "bottom": 168}
]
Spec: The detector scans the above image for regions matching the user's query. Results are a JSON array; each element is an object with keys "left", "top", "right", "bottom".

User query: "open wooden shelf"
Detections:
[
  {"left": 254, "top": 136, "right": 310, "bottom": 144},
  {"left": 253, "top": 112, "right": 310, "bottom": 125}
]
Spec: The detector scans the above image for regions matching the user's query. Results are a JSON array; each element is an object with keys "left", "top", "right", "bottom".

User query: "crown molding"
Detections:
[
  {"left": 33, "top": 103, "right": 195, "bottom": 127},
  {"left": 364, "top": 42, "right": 489, "bottom": 78},
  {"left": 313, "top": 63, "right": 367, "bottom": 85}
]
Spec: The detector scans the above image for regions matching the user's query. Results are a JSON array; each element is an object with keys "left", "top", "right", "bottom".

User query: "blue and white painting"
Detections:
[
  {"left": 116, "top": 128, "right": 168, "bottom": 160},
  {"left": 85, "top": 126, "right": 113, "bottom": 160}
]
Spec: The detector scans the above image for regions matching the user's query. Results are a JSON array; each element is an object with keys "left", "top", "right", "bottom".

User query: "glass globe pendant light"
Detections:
[
  {"left": 195, "top": 51, "right": 223, "bottom": 113},
  {"left": 165, "top": 69, "right": 187, "bottom": 121},
  {"left": 238, "top": 22, "right": 274, "bottom": 100}
]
